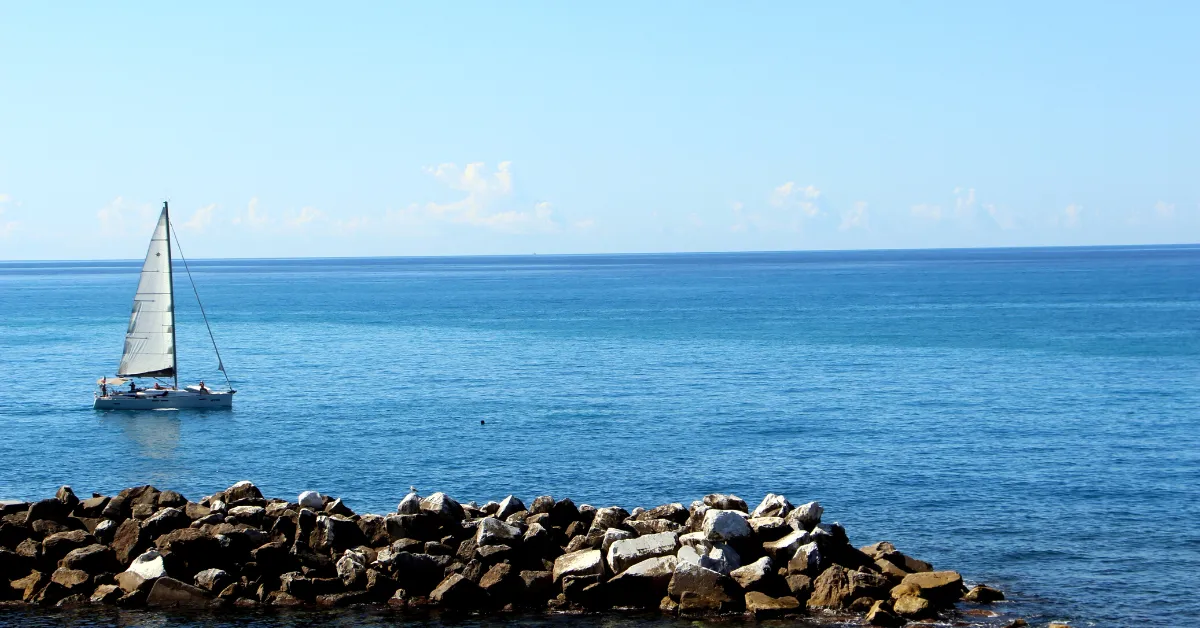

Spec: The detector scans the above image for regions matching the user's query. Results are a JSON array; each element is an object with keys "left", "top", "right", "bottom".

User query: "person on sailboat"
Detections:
[
  {"left": 198, "top": 381, "right": 210, "bottom": 394},
  {"left": 100, "top": 378, "right": 107, "bottom": 397},
  {"left": 128, "top": 380, "right": 137, "bottom": 393}
]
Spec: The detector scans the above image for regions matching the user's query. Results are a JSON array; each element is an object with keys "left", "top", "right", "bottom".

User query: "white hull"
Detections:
[{"left": 94, "top": 389, "right": 234, "bottom": 410}]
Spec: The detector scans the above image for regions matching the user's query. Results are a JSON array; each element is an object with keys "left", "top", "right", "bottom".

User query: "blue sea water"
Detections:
[{"left": 1, "top": 247, "right": 1198, "bottom": 627}]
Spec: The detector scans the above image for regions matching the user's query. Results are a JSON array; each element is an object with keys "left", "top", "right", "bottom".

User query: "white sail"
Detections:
[{"left": 117, "top": 207, "right": 176, "bottom": 377}]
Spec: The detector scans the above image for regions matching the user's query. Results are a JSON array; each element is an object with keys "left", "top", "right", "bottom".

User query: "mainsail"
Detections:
[{"left": 117, "top": 205, "right": 176, "bottom": 378}]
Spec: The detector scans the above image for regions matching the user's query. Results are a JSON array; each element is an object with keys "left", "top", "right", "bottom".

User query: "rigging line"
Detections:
[{"left": 167, "top": 221, "right": 234, "bottom": 391}]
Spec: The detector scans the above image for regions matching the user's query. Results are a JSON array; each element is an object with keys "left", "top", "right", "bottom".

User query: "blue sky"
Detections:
[{"left": 0, "top": 2, "right": 1196, "bottom": 259}]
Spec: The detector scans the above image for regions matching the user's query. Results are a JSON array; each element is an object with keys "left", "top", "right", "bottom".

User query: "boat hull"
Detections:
[{"left": 93, "top": 389, "right": 234, "bottom": 410}]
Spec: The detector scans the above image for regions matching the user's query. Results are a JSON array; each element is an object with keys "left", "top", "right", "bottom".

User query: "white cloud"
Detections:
[
  {"left": 334, "top": 215, "right": 370, "bottom": 235},
  {"left": 768, "top": 182, "right": 821, "bottom": 219},
  {"left": 182, "top": 203, "right": 216, "bottom": 232},
  {"left": 574, "top": 218, "right": 596, "bottom": 230},
  {"left": 953, "top": 187, "right": 977, "bottom": 218},
  {"left": 1155, "top": 201, "right": 1176, "bottom": 219},
  {"left": 911, "top": 203, "right": 943, "bottom": 221},
  {"left": 0, "top": 205, "right": 15, "bottom": 238},
  {"left": 96, "top": 196, "right": 156, "bottom": 235},
  {"left": 1063, "top": 203, "right": 1082, "bottom": 227},
  {"left": 232, "top": 197, "right": 269, "bottom": 227},
  {"left": 0, "top": 193, "right": 10, "bottom": 203},
  {"left": 287, "top": 206, "right": 324, "bottom": 227},
  {"left": 391, "top": 161, "right": 569, "bottom": 234},
  {"left": 839, "top": 201, "right": 869, "bottom": 231}
]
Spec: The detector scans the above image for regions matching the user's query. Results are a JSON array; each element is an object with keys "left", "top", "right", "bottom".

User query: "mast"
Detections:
[{"left": 164, "top": 201, "right": 179, "bottom": 390}]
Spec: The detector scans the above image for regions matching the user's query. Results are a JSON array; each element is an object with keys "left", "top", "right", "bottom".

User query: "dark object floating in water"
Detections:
[{"left": 0, "top": 483, "right": 1007, "bottom": 624}]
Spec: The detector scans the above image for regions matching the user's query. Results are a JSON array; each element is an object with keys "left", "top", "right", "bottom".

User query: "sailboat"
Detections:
[{"left": 93, "top": 202, "right": 235, "bottom": 410}]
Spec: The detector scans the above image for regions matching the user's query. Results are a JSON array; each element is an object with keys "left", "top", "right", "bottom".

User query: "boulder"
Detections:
[
  {"left": 155, "top": 528, "right": 221, "bottom": 573},
  {"left": 26, "top": 498, "right": 70, "bottom": 525},
  {"left": 588, "top": 506, "right": 630, "bottom": 534},
  {"left": 730, "top": 556, "right": 774, "bottom": 591},
  {"left": 194, "top": 568, "right": 234, "bottom": 593},
  {"left": 496, "top": 495, "right": 525, "bottom": 521},
  {"left": 866, "top": 599, "right": 905, "bottom": 626},
  {"left": 323, "top": 515, "right": 368, "bottom": 551},
  {"left": 552, "top": 549, "right": 604, "bottom": 582},
  {"left": 50, "top": 567, "right": 91, "bottom": 593},
  {"left": 387, "top": 551, "right": 446, "bottom": 595},
  {"left": 785, "top": 501, "right": 823, "bottom": 531},
  {"left": 336, "top": 549, "right": 367, "bottom": 587},
  {"left": 637, "top": 502, "right": 689, "bottom": 524},
  {"left": 146, "top": 576, "right": 211, "bottom": 607},
  {"left": 90, "top": 583, "right": 123, "bottom": 604},
  {"left": 748, "top": 516, "right": 791, "bottom": 541},
  {"left": 223, "top": 481, "right": 263, "bottom": 505},
  {"left": 750, "top": 493, "right": 792, "bottom": 519},
  {"left": 357, "top": 514, "right": 389, "bottom": 546},
  {"left": 547, "top": 498, "right": 579, "bottom": 528},
  {"left": 75, "top": 496, "right": 109, "bottom": 518},
  {"left": 59, "top": 544, "right": 118, "bottom": 574},
  {"left": 142, "top": 507, "right": 191, "bottom": 539},
  {"left": 702, "top": 510, "right": 751, "bottom": 542},
  {"left": 893, "top": 593, "right": 935, "bottom": 618},
  {"left": 965, "top": 583, "right": 1005, "bottom": 603},
  {"left": 668, "top": 561, "right": 735, "bottom": 610},
  {"left": 55, "top": 486, "right": 80, "bottom": 511},
  {"left": 298, "top": 491, "right": 323, "bottom": 510},
  {"left": 899, "top": 570, "right": 965, "bottom": 605},
  {"left": 787, "top": 542, "right": 823, "bottom": 575},
  {"left": 475, "top": 517, "right": 522, "bottom": 547},
  {"left": 123, "top": 549, "right": 168, "bottom": 582},
  {"left": 522, "top": 522, "right": 556, "bottom": 557},
  {"left": 157, "top": 491, "right": 187, "bottom": 508},
  {"left": 325, "top": 498, "right": 354, "bottom": 517},
  {"left": 601, "top": 528, "right": 634, "bottom": 554},
  {"left": 226, "top": 505, "right": 265, "bottom": 526},
  {"left": 365, "top": 568, "right": 399, "bottom": 599},
  {"left": 702, "top": 494, "right": 748, "bottom": 512},
  {"left": 628, "top": 519, "right": 681, "bottom": 535},
  {"left": 807, "top": 564, "right": 890, "bottom": 609},
  {"left": 429, "top": 573, "right": 487, "bottom": 608},
  {"left": 385, "top": 513, "right": 441, "bottom": 541},
  {"left": 678, "top": 540, "right": 742, "bottom": 575},
  {"left": 11, "top": 570, "right": 47, "bottom": 602},
  {"left": 93, "top": 519, "right": 118, "bottom": 544},
  {"left": 397, "top": 493, "right": 421, "bottom": 515},
  {"left": 744, "top": 590, "right": 800, "bottom": 618},
  {"left": 529, "top": 496, "right": 555, "bottom": 515},
  {"left": 519, "top": 569, "right": 554, "bottom": 603},
  {"left": 785, "top": 573, "right": 813, "bottom": 600},
  {"left": 111, "top": 519, "right": 148, "bottom": 565},
  {"left": 42, "top": 530, "right": 93, "bottom": 563},
  {"left": 763, "top": 528, "right": 810, "bottom": 561},
  {"left": 607, "top": 531, "right": 679, "bottom": 574},
  {"left": 420, "top": 492, "right": 464, "bottom": 521},
  {"left": 479, "top": 562, "right": 520, "bottom": 599}
]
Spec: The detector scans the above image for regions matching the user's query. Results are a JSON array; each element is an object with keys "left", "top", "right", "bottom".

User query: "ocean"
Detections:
[{"left": 1, "top": 247, "right": 1197, "bottom": 627}]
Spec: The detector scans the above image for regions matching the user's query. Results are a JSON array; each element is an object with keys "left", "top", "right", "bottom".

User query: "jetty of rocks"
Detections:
[{"left": 0, "top": 483, "right": 1007, "bottom": 625}]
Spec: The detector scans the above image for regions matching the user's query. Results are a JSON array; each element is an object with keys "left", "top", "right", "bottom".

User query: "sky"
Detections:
[{"left": 0, "top": 2, "right": 1197, "bottom": 260}]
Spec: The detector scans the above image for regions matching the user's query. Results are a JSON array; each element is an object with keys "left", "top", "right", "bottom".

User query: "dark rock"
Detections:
[
  {"left": 90, "top": 583, "right": 123, "bottom": 604},
  {"left": 54, "top": 487, "right": 80, "bottom": 512},
  {"left": 388, "top": 551, "right": 446, "bottom": 596},
  {"left": 323, "top": 516, "right": 368, "bottom": 552},
  {"left": 183, "top": 502, "right": 211, "bottom": 521},
  {"left": 356, "top": 514, "right": 387, "bottom": 546},
  {"left": 496, "top": 495, "right": 525, "bottom": 521},
  {"left": 60, "top": 544, "right": 118, "bottom": 574},
  {"left": 547, "top": 498, "right": 578, "bottom": 528},
  {"left": 42, "top": 530, "right": 93, "bottom": 563},
  {"left": 518, "top": 569, "right": 554, "bottom": 604},
  {"left": 194, "top": 568, "right": 234, "bottom": 593},
  {"left": 25, "top": 499, "right": 70, "bottom": 526},
  {"left": 479, "top": 562, "right": 519, "bottom": 600},
  {"left": 112, "top": 519, "right": 149, "bottom": 566},
  {"left": 0, "top": 522, "right": 31, "bottom": 550},
  {"left": 92, "top": 519, "right": 118, "bottom": 544},
  {"left": 628, "top": 519, "right": 681, "bottom": 535},
  {"left": 588, "top": 506, "right": 629, "bottom": 534},
  {"left": 893, "top": 593, "right": 935, "bottom": 618},
  {"left": 156, "top": 491, "right": 186, "bottom": 508},
  {"left": 316, "top": 591, "right": 372, "bottom": 607},
  {"left": 668, "top": 561, "right": 736, "bottom": 610},
  {"left": 142, "top": 508, "right": 191, "bottom": 540},
  {"left": 385, "top": 513, "right": 441, "bottom": 542},
  {"left": 49, "top": 567, "right": 90, "bottom": 593},
  {"left": 787, "top": 541, "right": 824, "bottom": 575},
  {"left": 808, "top": 564, "right": 890, "bottom": 609},
  {"left": 744, "top": 590, "right": 800, "bottom": 618},
  {"left": 607, "top": 555, "right": 677, "bottom": 608},
  {"left": 866, "top": 599, "right": 905, "bottom": 626},
  {"left": 429, "top": 573, "right": 487, "bottom": 608},
  {"left": 15, "top": 538, "right": 40, "bottom": 561},
  {"left": 251, "top": 540, "right": 296, "bottom": 575},
  {"left": 476, "top": 516, "right": 522, "bottom": 547},
  {"left": 0, "top": 501, "right": 29, "bottom": 516},
  {"left": 223, "top": 481, "right": 263, "bottom": 506},
  {"left": 702, "top": 494, "right": 748, "bottom": 512},
  {"left": 75, "top": 496, "right": 110, "bottom": 519},
  {"left": 529, "top": 496, "right": 555, "bottom": 515},
  {"left": 730, "top": 556, "right": 775, "bottom": 592},
  {"left": 31, "top": 519, "right": 71, "bottom": 537},
  {"left": 365, "top": 568, "right": 398, "bottom": 599},
  {"left": 476, "top": 543, "right": 513, "bottom": 566},
  {"left": 325, "top": 498, "right": 354, "bottom": 517},
  {"left": 637, "top": 502, "right": 689, "bottom": 524}
]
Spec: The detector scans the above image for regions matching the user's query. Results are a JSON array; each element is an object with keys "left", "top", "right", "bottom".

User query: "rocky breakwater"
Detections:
[{"left": 0, "top": 484, "right": 1007, "bottom": 625}]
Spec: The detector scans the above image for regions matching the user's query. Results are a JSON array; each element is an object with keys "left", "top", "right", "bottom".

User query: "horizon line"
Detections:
[{"left": 1, "top": 241, "right": 1198, "bottom": 265}]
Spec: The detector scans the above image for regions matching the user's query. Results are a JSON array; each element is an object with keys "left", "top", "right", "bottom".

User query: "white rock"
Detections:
[
  {"left": 606, "top": 531, "right": 680, "bottom": 574},
  {"left": 678, "top": 531, "right": 708, "bottom": 548},
  {"left": 298, "top": 491, "right": 323, "bottom": 510},
  {"left": 336, "top": 549, "right": 367, "bottom": 586},
  {"left": 702, "top": 509, "right": 752, "bottom": 542},
  {"left": 601, "top": 528, "right": 634, "bottom": 554},
  {"left": 619, "top": 554, "right": 677, "bottom": 578},
  {"left": 227, "top": 505, "right": 264, "bottom": 521},
  {"left": 677, "top": 541, "right": 742, "bottom": 575},
  {"left": 751, "top": 493, "right": 793, "bottom": 518},
  {"left": 762, "top": 528, "right": 811, "bottom": 561},
  {"left": 496, "top": 495, "right": 525, "bottom": 520},
  {"left": 730, "top": 555, "right": 773, "bottom": 589},
  {"left": 397, "top": 492, "right": 421, "bottom": 515},
  {"left": 209, "top": 500, "right": 227, "bottom": 514},
  {"left": 475, "top": 516, "right": 522, "bottom": 546},
  {"left": 126, "top": 549, "right": 168, "bottom": 580},
  {"left": 786, "top": 501, "right": 823, "bottom": 531},
  {"left": 552, "top": 548, "right": 604, "bottom": 582}
]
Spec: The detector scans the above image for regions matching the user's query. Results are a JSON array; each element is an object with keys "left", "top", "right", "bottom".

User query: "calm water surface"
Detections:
[{"left": 1, "top": 247, "right": 1198, "bottom": 627}]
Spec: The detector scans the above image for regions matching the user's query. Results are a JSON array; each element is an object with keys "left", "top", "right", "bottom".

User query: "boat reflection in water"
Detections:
[{"left": 100, "top": 410, "right": 183, "bottom": 460}]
